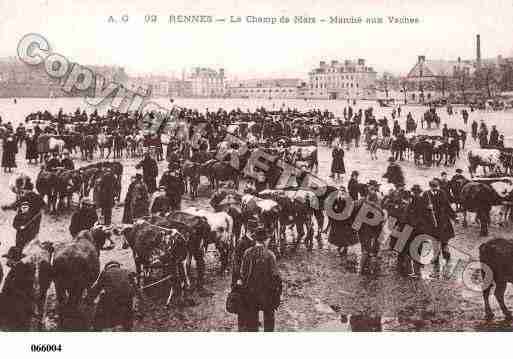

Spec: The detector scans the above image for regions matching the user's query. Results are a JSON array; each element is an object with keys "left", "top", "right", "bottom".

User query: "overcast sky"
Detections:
[{"left": 1, "top": 0, "right": 513, "bottom": 80}]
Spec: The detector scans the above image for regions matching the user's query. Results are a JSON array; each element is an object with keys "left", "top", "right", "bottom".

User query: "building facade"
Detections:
[
  {"left": 306, "top": 59, "right": 377, "bottom": 100},
  {"left": 404, "top": 34, "right": 513, "bottom": 103},
  {"left": 228, "top": 78, "right": 302, "bottom": 98},
  {"left": 189, "top": 67, "right": 226, "bottom": 97}
]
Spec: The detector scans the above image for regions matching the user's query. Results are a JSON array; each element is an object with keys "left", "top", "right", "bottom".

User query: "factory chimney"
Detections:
[{"left": 476, "top": 34, "right": 481, "bottom": 67}]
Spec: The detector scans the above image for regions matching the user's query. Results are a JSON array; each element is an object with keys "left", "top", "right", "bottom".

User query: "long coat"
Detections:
[
  {"left": 328, "top": 196, "right": 359, "bottom": 248},
  {"left": 2, "top": 137, "right": 17, "bottom": 168},
  {"left": 421, "top": 189, "right": 456, "bottom": 244},
  {"left": 122, "top": 181, "right": 149, "bottom": 224},
  {"left": 331, "top": 147, "right": 345, "bottom": 174}
]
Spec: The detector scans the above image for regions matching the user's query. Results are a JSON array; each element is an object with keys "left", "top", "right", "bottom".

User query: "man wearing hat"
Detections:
[
  {"left": 136, "top": 151, "right": 158, "bottom": 194},
  {"left": 96, "top": 167, "right": 116, "bottom": 226},
  {"left": 46, "top": 151, "right": 61, "bottom": 171},
  {"left": 238, "top": 223, "right": 282, "bottom": 332},
  {"left": 12, "top": 201, "right": 40, "bottom": 249},
  {"left": 422, "top": 179, "right": 456, "bottom": 277},
  {"left": 85, "top": 261, "right": 140, "bottom": 331},
  {"left": 403, "top": 184, "right": 430, "bottom": 277},
  {"left": 232, "top": 218, "right": 260, "bottom": 330},
  {"left": 159, "top": 164, "right": 185, "bottom": 211},
  {"left": 69, "top": 198, "right": 98, "bottom": 237},
  {"left": 0, "top": 246, "right": 33, "bottom": 329},
  {"left": 383, "top": 157, "right": 405, "bottom": 187},
  {"left": 348, "top": 170, "right": 362, "bottom": 201},
  {"left": 60, "top": 149, "right": 75, "bottom": 170}
]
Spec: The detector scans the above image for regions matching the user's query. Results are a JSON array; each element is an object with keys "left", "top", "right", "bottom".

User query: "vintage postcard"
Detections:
[{"left": 1, "top": 0, "right": 513, "bottom": 354}]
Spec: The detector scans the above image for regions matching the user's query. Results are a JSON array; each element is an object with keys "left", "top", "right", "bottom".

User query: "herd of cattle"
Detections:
[
  {"left": 32, "top": 161, "right": 123, "bottom": 213},
  {"left": 6, "top": 169, "right": 513, "bottom": 329}
]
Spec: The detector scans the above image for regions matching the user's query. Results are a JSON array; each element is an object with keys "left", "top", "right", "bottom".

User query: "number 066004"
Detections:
[{"left": 30, "top": 344, "right": 62, "bottom": 352}]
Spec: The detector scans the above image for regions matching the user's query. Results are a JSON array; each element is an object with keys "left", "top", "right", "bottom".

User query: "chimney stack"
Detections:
[{"left": 476, "top": 34, "right": 481, "bottom": 67}]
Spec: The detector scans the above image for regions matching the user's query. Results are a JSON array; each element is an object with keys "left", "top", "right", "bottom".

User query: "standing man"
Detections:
[
  {"left": 85, "top": 261, "right": 140, "bottom": 331},
  {"left": 232, "top": 217, "right": 257, "bottom": 331},
  {"left": 159, "top": 164, "right": 185, "bottom": 211},
  {"left": 422, "top": 179, "right": 456, "bottom": 278},
  {"left": 69, "top": 198, "right": 98, "bottom": 237},
  {"left": 96, "top": 168, "right": 116, "bottom": 226},
  {"left": 12, "top": 202, "right": 40, "bottom": 249},
  {"left": 383, "top": 157, "right": 405, "bottom": 187},
  {"left": 471, "top": 120, "right": 478, "bottom": 141},
  {"left": 136, "top": 151, "right": 158, "bottom": 194},
  {"left": 239, "top": 226, "right": 282, "bottom": 332}
]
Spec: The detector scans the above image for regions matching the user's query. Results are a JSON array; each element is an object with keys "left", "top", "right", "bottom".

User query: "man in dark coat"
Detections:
[
  {"left": 232, "top": 217, "right": 257, "bottom": 331},
  {"left": 239, "top": 226, "right": 282, "bottom": 332},
  {"left": 347, "top": 171, "right": 361, "bottom": 201},
  {"left": 59, "top": 149, "right": 75, "bottom": 170},
  {"left": 489, "top": 125, "right": 500, "bottom": 146},
  {"left": 382, "top": 157, "right": 405, "bottom": 186},
  {"left": 69, "top": 198, "right": 98, "bottom": 237},
  {"left": 136, "top": 152, "right": 158, "bottom": 194},
  {"left": 16, "top": 181, "right": 44, "bottom": 218},
  {"left": 97, "top": 168, "right": 116, "bottom": 225},
  {"left": 0, "top": 247, "right": 33, "bottom": 330},
  {"left": 85, "top": 261, "right": 139, "bottom": 331},
  {"left": 45, "top": 152, "right": 61, "bottom": 171},
  {"left": 12, "top": 201, "right": 40, "bottom": 249},
  {"left": 422, "top": 179, "right": 456, "bottom": 277},
  {"left": 382, "top": 182, "right": 411, "bottom": 274},
  {"left": 159, "top": 166, "right": 185, "bottom": 211}
]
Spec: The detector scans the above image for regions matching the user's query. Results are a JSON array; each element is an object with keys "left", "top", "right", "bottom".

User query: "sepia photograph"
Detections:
[{"left": 1, "top": 0, "right": 513, "bottom": 354}]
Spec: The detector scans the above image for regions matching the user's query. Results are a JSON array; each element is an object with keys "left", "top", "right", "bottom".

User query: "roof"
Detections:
[{"left": 407, "top": 59, "right": 475, "bottom": 78}]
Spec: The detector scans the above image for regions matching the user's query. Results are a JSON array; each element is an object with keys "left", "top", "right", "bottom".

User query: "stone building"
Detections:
[
  {"left": 228, "top": 78, "right": 302, "bottom": 98},
  {"left": 305, "top": 59, "right": 377, "bottom": 100},
  {"left": 189, "top": 67, "right": 226, "bottom": 97}
]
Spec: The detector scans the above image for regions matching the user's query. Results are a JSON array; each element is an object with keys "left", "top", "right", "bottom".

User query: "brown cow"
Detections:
[{"left": 51, "top": 228, "right": 108, "bottom": 329}]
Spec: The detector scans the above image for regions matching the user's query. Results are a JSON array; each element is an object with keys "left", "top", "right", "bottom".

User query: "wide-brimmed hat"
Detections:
[
  {"left": 367, "top": 180, "right": 380, "bottom": 188},
  {"left": 429, "top": 179, "right": 439, "bottom": 188},
  {"left": 104, "top": 261, "right": 121, "bottom": 271},
  {"left": 411, "top": 184, "right": 423, "bottom": 193},
  {"left": 253, "top": 226, "right": 267, "bottom": 242},
  {"left": 2, "top": 246, "right": 25, "bottom": 261}
]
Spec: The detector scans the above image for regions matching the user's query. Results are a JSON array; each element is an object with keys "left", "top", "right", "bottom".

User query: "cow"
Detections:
[
  {"left": 119, "top": 216, "right": 189, "bottom": 306},
  {"left": 182, "top": 207, "right": 234, "bottom": 274},
  {"left": 241, "top": 193, "right": 281, "bottom": 249},
  {"left": 258, "top": 189, "right": 315, "bottom": 253},
  {"left": 55, "top": 169, "right": 82, "bottom": 209},
  {"left": 51, "top": 228, "right": 109, "bottom": 329},
  {"left": 458, "top": 180, "right": 513, "bottom": 236},
  {"left": 468, "top": 149, "right": 504, "bottom": 177},
  {"left": 182, "top": 161, "right": 201, "bottom": 199},
  {"left": 479, "top": 237, "right": 513, "bottom": 321},
  {"left": 210, "top": 190, "right": 244, "bottom": 245}
]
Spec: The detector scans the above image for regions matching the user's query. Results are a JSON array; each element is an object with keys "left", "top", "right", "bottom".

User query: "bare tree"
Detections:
[
  {"left": 400, "top": 78, "right": 408, "bottom": 104},
  {"left": 475, "top": 64, "right": 500, "bottom": 98}
]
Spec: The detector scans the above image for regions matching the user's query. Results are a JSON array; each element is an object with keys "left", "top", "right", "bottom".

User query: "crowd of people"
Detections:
[{"left": 0, "top": 100, "right": 504, "bottom": 332}]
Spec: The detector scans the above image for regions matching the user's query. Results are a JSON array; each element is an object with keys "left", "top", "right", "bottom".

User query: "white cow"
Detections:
[
  {"left": 468, "top": 149, "right": 504, "bottom": 177},
  {"left": 182, "top": 207, "right": 234, "bottom": 273}
]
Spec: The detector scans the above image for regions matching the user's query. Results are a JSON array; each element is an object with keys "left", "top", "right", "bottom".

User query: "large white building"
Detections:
[
  {"left": 228, "top": 78, "right": 302, "bottom": 99},
  {"left": 189, "top": 67, "right": 226, "bottom": 97},
  {"left": 305, "top": 59, "right": 377, "bottom": 100}
]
